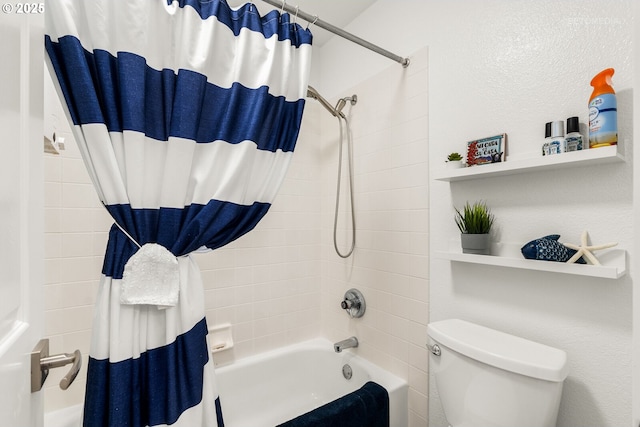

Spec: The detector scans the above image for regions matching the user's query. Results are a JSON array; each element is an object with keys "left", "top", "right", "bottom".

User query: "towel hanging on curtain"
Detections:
[{"left": 45, "top": 0, "right": 312, "bottom": 425}]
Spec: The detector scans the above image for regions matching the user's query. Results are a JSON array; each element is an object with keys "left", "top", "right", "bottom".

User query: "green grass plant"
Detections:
[{"left": 454, "top": 201, "right": 495, "bottom": 234}]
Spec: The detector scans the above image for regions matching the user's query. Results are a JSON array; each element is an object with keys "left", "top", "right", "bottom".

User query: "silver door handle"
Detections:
[{"left": 31, "top": 339, "right": 82, "bottom": 392}]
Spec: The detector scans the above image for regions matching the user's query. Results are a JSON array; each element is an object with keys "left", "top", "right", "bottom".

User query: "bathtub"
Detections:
[
  {"left": 216, "top": 338, "right": 409, "bottom": 427},
  {"left": 44, "top": 338, "right": 408, "bottom": 427},
  {"left": 44, "top": 403, "right": 83, "bottom": 427}
]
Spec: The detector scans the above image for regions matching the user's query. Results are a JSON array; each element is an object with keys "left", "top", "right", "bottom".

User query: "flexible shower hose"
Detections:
[{"left": 333, "top": 114, "right": 356, "bottom": 258}]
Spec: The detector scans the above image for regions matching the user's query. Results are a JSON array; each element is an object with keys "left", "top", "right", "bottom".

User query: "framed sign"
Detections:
[{"left": 466, "top": 134, "right": 506, "bottom": 166}]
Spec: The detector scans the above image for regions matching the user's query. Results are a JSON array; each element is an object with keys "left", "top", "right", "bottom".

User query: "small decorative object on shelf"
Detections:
[
  {"left": 542, "top": 121, "right": 566, "bottom": 155},
  {"left": 564, "top": 230, "right": 618, "bottom": 265},
  {"left": 521, "top": 234, "right": 586, "bottom": 264},
  {"left": 565, "top": 116, "right": 585, "bottom": 152},
  {"left": 446, "top": 152, "right": 465, "bottom": 169},
  {"left": 433, "top": 145, "right": 622, "bottom": 183},
  {"left": 466, "top": 133, "right": 506, "bottom": 166},
  {"left": 454, "top": 201, "right": 495, "bottom": 255}
]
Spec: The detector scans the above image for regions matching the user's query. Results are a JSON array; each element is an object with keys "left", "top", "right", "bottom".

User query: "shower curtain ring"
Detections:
[
  {"left": 294, "top": 5, "right": 299, "bottom": 24},
  {"left": 306, "top": 14, "right": 318, "bottom": 30},
  {"left": 280, "top": 0, "right": 286, "bottom": 14}
]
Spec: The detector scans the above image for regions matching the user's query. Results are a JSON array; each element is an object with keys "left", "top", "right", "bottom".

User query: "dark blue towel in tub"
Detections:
[{"left": 277, "top": 381, "right": 389, "bottom": 427}]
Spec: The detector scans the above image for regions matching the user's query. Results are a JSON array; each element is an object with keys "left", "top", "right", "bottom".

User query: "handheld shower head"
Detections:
[
  {"left": 307, "top": 86, "right": 358, "bottom": 118},
  {"left": 307, "top": 85, "right": 340, "bottom": 117}
]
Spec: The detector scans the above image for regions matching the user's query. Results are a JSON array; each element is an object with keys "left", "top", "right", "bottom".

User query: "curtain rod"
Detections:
[{"left": 259, "top": 0, "right": 410, "bottom": 68}]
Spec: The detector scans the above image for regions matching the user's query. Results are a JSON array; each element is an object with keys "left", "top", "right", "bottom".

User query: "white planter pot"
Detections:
[
  {"left": 446, "top": 160, "right": 464, "bottom": 169},
  {"left": 461, "top": 233, "right": 490, "bottom": 255}
]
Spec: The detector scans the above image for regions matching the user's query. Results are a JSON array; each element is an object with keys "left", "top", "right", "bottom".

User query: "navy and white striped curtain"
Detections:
[{"left": 45, "top": 1, "right": 312, "bottom": 425}]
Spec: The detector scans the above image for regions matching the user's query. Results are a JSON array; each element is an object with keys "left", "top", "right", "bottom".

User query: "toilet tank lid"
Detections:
[{"left": 427, "top": 319, "right": 568, "bottom": 382}]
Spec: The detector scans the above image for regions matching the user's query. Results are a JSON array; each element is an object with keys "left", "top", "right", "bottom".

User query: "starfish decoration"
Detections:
[{"left": 564, "top": 231, "right": 617, "bottom": 265}]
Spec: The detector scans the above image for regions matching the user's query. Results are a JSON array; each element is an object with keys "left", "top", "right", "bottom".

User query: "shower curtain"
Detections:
[{"left": 45, "top": 1, "right": 312, "bottom": 426}]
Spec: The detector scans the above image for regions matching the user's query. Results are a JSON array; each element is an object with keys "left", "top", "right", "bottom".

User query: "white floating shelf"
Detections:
[
  {"left": 434, "top": 145, "right": 623, "bottom": 182},
  {"left": 434, "top": 247, "right": 626, "bottom": 279}
]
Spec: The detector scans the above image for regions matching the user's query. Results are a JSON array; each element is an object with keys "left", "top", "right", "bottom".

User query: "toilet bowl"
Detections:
[{"left": 427, "top": 319, "right": 568, "bottom": 427}]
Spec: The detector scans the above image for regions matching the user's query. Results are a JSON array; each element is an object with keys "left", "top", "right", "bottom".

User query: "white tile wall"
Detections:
[
  {"left": 196, "top": 102, "right": 324, "bottom": 364},
  {"left": 43, "top": 136, "right": 110, "bottom": 412},
  {"left": 43, "top": 91, "right": 325, "bottom": 412},
  {"left": 319, "top": 47, "right": 429, "bottom": 427},
  {"left": 42, "top": 65, "right": 111, "bottom": 412}
]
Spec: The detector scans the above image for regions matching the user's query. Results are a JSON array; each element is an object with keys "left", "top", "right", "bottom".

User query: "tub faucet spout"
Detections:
[{"left": 334, "top": 336, "right": 358, "bottom": 353}]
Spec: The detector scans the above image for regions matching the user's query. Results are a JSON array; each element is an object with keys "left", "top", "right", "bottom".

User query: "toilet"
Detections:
[{"left": 427, "top": 319, "right": 568, "bottom": 427}]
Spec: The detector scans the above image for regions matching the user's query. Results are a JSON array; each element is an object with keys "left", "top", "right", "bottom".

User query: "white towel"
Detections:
[{"left": 120, "top": 243, "right": 180, "bottom": 308}]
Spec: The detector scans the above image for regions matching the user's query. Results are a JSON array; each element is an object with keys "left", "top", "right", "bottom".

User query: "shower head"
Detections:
[
  {"left": 307, "top": 86, "right": 358, "bottom": 118},
  {"left": 307, "top": 85, "right": 340, "bottom": 117}
]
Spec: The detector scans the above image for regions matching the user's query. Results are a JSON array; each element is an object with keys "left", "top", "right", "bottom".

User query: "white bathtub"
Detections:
[
  {"left": 44, "top": 403, "right": 82, "bottom": 427},
  {"left": 44, "top": 338, "right": 408, "bottom": 427},
  {"left": 216, "top": 338, "right": 409, "bottom": 427}
]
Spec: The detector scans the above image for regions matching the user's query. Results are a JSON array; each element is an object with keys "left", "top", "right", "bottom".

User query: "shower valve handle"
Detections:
[
  {"left": 340, "top": 288, "right": 366, "bottom": 318},
  {"left": 340, "top": 300, "right": 353, "bottom": 310}
]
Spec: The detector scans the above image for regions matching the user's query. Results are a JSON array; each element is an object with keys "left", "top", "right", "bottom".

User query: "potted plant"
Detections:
[
  {"left": 446, "top": 152, "right": 464, "bottom": 169},
  {"left": 454, "top": 201, "right": 495, "bottom": 255}
]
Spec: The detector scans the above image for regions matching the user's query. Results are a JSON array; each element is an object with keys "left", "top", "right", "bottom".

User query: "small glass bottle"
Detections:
[
  {"left": 545, "top": 121, "right": 565, "bottom": 155},
  {"left": 565, "top": 116, "right": 584, "bottom": 152},
  {"left": 542, "top": 122, "right": 552, "bottom": 155}
]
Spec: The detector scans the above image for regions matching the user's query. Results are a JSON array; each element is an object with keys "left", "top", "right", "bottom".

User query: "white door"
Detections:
[{"left": 0, "top": 9, "right": 45, "bottom": 427}]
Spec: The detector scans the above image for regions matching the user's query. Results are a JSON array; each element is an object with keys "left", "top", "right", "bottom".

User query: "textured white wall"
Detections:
[
  {"left": 318, "top": 0, "right": 634, "bottom": 426},
  {"left": 633, "top": 1, "right": 640, "bottom": 425},
  {"left": 425, "top": 2, "right": 633, "bottom": 426}
]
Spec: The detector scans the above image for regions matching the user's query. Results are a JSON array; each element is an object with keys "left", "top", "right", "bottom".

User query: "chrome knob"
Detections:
[
  {"left": 428, "top": 343, "right": 441, "bottom": 357},
  {"left": 341, "top": 288, "right": 366, "bottom": 318}
]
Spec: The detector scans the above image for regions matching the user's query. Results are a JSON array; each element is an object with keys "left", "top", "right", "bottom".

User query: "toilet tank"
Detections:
[{"left": 428, "top": 319, "right": 568, "bottom": 427}]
